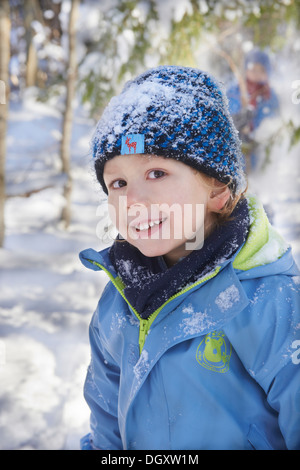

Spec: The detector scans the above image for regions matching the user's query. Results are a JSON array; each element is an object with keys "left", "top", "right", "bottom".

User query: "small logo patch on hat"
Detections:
[{"left": 121, "top": 134, "right": 145, "bottom": 155}]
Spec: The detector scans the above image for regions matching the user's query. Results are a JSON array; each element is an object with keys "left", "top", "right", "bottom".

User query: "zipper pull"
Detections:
[{"left": 139, "top": 319, "right": 149, "bottom": 355}]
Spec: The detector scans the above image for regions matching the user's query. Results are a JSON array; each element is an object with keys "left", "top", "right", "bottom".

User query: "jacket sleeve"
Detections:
[
  {"left": 226, "top": 83, "right": 242, "bottom": 115},
  {"left": 266, "top": 355, "right": 300, "bottom": 449},
  {"left": 225, "top": 275, "right": 300, "bottom": 449},
  {"left": 81, "top": 307, "right": 122, "bottom": 450}
]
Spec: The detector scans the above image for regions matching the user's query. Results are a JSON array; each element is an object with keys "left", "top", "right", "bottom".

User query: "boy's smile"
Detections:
[
  {"left": 103, "top": 154, "right": 214, "bottom": 266},
  {"left": 129, "top": 214, "right": 167, "bottom": 238}
]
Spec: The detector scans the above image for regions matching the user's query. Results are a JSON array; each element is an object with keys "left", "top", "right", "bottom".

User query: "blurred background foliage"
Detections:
[
  {"left": 7, "top": 0, "right": 300, "bottom": 117},
  {"left": 1, "top": 0, "right": 300, "bottom": 240}
]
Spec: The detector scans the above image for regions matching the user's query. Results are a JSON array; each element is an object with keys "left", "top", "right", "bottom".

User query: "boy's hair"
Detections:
[{"left": 92, "top": 65, "right": 247, "bottom": 196}]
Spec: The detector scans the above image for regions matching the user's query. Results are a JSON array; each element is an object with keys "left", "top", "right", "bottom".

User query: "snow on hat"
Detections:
[{"left": 92, "top": 65, "right": 246, "bottom": 194}]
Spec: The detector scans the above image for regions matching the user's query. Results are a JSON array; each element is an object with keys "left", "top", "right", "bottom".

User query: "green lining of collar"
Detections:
[{"left": 233, "top": 196, "right": 288, "bottom": 271}]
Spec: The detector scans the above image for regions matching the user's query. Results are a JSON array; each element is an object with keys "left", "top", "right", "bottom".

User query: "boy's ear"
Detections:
[{"left": 208, "top": 183, "right": 231, "bottom": 212}]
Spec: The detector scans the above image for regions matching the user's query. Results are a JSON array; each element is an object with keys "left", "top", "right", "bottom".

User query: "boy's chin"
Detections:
[
  {"left": 130, "top": 239, "right": 189, "bottom": 263},
  {"left": 134, "top": 244, "right": 169, "bottom": 259}
]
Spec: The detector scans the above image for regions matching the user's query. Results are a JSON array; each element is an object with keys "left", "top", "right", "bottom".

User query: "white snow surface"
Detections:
[{"left": 0, "top": 92, "right": 108, "bottom": 450}]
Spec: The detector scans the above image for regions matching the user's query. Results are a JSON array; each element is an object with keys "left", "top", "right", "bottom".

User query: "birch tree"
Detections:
[
  {"left": 60, "top": 0, "right": 79, "bottom": 228},
  {"left": 0, "top": 1, "right": 10, "bottom": 247}
]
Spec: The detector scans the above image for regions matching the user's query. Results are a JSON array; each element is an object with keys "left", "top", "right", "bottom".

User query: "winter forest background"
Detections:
[{"left": 0, "top": 0, "right": 299, "bottom": 450}]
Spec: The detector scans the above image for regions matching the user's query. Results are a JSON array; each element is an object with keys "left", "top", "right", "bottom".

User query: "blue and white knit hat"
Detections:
[
  {"left": 92, "top": 65, "right": 246, "bottom": 194},
  {"left": 245, "top": 49, "right": 271, "bottom": 77}
]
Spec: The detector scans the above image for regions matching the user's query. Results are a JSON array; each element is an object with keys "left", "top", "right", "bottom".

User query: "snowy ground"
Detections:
[
  {"left": 0, "top": 92, "right": 109, "bottom": 450},
  {"left": 0, "top": 85, "right": 299, "bottom": 450}
]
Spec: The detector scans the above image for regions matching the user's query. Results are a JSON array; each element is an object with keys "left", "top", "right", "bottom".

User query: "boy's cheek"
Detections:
[
  {"left": 107, "top": 196, "right": 128, "bottom": 233},
  {"left": 107, "top": 202, "right": 122, "bottom": 237},
  {"left": 171, "top": 204, "right": 206, "bottom": 242}
]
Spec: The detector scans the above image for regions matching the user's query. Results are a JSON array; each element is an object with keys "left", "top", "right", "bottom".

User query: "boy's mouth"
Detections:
[
  {"left": 129, "top": 217, "right": 167, "bottom": 238},
  {"left": 134, "top": 218, "right": 165, "bottom": 232}
]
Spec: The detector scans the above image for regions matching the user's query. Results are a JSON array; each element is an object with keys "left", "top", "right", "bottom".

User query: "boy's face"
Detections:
[{"left": 103, "top": 154, "right": 214, "bottom": 266}]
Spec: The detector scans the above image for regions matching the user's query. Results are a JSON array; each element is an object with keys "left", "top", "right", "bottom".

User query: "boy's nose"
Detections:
[{"left": 126, "top": 181, "right": 149, "bottom": 209}]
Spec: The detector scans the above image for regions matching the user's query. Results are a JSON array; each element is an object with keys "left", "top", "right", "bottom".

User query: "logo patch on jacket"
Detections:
[{"left": 196, "top": 331, "right": 232, "bottom": 373}]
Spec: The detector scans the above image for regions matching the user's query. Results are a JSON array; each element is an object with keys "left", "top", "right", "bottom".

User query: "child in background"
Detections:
[
  {"left": 80, "top": 66, "right": 300, "bottom": 450},
  {"left": 227, "top": 49, "right": 280, "bottom": 172}
]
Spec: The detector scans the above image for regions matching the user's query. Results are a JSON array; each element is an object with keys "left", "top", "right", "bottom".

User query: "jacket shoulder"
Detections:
[{"left": 225, "top": 273, "right": 300, "bottom": 390}]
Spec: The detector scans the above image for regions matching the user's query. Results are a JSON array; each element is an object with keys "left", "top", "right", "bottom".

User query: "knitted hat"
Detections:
[
  {"left": 92, "top": 65, "right": 246, "bottom": 194},
  {"left": 245, "top": 49, "right": 271, "bottom": 77}
]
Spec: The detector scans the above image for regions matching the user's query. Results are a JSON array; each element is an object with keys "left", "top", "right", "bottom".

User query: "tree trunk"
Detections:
[
  {"left": 23, "top": 0, "right": 44, "bottom": 88},
  {"left": 60, "top": 0, "right": 79, "bottom": 229},
  {"left": 214, "top": 48, "right": 248, "bottom": 108},
  {"left": 0, "top": 2, "right": 10, "bottom": 247}
]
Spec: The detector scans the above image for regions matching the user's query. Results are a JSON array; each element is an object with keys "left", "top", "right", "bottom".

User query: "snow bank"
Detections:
[{"left": 0, "top": 91, "right": 107, "bottom": 450}]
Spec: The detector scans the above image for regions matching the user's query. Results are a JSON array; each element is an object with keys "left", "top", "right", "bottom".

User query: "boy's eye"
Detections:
[
  {"left": 112, "top": 179, "right": 127, "bottom": 189},
  {"left": 148, "top": 170, "right": 166, "bottom": 179}
]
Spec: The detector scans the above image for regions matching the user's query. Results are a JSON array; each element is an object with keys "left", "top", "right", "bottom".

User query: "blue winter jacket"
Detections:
[
  {"left": 80, "top": 197, "right": 300, "bottom": 450},
  {"left": 227, "top": 82, "right": 279, "bottom": 130}
]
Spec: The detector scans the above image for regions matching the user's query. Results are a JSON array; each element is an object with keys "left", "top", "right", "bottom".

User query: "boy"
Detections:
[{"left": 80, "top": 66, "right": 300, "bottom": 450}]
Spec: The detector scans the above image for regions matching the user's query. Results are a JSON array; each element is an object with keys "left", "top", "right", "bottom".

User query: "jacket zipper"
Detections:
[
  {"left": 138, "top": 266, "right": 221, "bottom": 353},
  {"left": 87, "top": 259, "right": 221, "bottom": 354}
]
